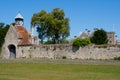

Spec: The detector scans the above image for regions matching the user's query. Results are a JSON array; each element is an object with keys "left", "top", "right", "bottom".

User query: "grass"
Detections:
[{"left": 0, "top": 62, "right": 120, "bottom": 80}]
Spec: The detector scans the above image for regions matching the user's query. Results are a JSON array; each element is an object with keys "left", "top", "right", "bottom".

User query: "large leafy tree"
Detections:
[
  {"left": 90, "top": 29, "right": 108, "bottom": 45},
  {"left": 31, "top": 10, "right": 47, "bottom": 43},
  {"left": 50, "top": 8, "right": 70, "bottom": 43},
  {"left": 0, "top": 23, "right": 10, "bottom": 47},
  {"left": 31, "top": 8, "right": 70, "bottom": 44}
]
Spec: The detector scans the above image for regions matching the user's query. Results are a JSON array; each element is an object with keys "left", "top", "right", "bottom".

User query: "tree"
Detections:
[
  {"left": 50, "top": 8, "right": 70, "bottom": 43},
  {"left": 90, "top": 29, "right": 108, "bottom": 45},
  {"left": 31, "top": 8, "right": 70, "bottom": 44},
  {"left": 31, "top": 10, "right": 47, "bottom": 43},
  {"left": 0, "top": 23, "right": 10, "bottom": 48}
]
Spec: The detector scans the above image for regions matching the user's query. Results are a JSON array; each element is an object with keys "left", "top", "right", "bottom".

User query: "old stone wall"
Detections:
[
  {"left": 27, "top": 44, "right": 120, "bottom": 59},
  {"left": 72, "top": 46, "right": 120, "bottom": 59},
  {"left": 1, "top": 43, "right": 120, "bottom": 59},
  {"left": 17, "top": 46, "right": 31, "bottom": 58}
]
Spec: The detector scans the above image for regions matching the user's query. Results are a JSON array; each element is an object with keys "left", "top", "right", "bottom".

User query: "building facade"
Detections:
[
  {"left": 107, "top": 32, "right": 116, "bottom": 45},
  {"left": 1, "top": 13, "right": 36, "bottom": 58}
]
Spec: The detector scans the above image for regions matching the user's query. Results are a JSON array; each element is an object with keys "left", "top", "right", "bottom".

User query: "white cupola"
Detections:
[{"left": 15, "top": 13, "right": 24, "bottom": 26}]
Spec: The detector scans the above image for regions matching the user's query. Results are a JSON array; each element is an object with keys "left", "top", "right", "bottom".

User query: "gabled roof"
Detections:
[{"left": 14, "top": 26, "right": 31, "bottom": 46}]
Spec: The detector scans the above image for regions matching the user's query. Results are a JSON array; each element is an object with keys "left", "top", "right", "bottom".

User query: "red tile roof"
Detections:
[{"left": 14, "top": 26, "right": 31, "bottom": 46}]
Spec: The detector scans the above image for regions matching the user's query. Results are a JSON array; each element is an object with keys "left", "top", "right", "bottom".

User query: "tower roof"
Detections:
[{"left": 15, "top": 13, "right": 23, "bottom": 19}]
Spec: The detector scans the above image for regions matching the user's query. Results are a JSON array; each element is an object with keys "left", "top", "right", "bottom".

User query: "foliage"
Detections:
[
  {"left": 73, "top": 38, "right": 91, "bottom": 47},
  {"left": 31, "top": 10, "right": 47, "bottom": 43},
  {"left": 0, "top": 23, "right": 10, "bottom": 47},
  {"left": 82, "top": 38, "right": 91, "bottom": 46},
  {"left": 62, "top": 56, "right": 67, "bottom": 59},
  {"left": 90, "top": 29, "right": 108, "bottom": 45},
  {"left": 31, "top": 8, "right": 70, "bottom": 44},
  {"left": 114, "top": 56, "right": 120, "bottom": 60},
  {"left": 44, "top": 39, "right": 69, "bottom": 44},
  {"left": 73, "top": 38, "right": 81, "bottom": 47},
  {"left": 60, "top": 39, "right": 69, "bottom": 44},
  {"left": 10, "top": 23, "right": 15, "bottom": 26},
  {"left": 44, "top": 40, "right": 54, "bottom": 44}
]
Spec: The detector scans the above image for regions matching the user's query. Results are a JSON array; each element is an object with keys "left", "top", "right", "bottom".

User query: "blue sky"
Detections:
[{"left": 0, "top": 0, "right": 120, "bottom": 39}]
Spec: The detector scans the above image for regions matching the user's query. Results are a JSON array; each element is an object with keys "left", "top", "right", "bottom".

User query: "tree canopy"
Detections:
[
  {"left": 90, "top": 29, "right": 108, "bottom": 45},
  {"left": 31, "top": 8, "right": 70, "bottom": 44}
]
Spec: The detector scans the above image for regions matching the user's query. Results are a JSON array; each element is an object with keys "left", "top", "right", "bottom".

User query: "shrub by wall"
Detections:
[{"left": 73, "top": 38, "right": 91, "bottom": 48}]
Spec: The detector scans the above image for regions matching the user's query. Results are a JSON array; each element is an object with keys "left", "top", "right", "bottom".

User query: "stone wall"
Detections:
[
  {"left": 2, "top": 43, "right": 120, "bottom": 59},
  {"left": 72, "top": 46, "right": 120, "bottom": 59},
  {"left": 30, "top": 44, "right": 72, "bottom": 59},
  {"left": 28, "top": 44, "right": 120, "bottom": 59},
  {"left": 17, "top": 46, "right": 31, "bottom": 58}
]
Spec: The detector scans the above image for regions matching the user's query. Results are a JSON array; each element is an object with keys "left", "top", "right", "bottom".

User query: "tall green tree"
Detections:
[
  {"left": 31, "top": 8, "right": 70, "bottom": 44},
  {"left": 90, "top": 29, "right": 108, "bottom": 45},
  {"left": 31, "top": 10, "right": 47, "bottom": 43},
  {"left": 50, "top": 8, "right": 70, "bottom": 43}
]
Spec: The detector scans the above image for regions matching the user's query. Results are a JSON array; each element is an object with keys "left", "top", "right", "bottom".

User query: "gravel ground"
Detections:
[{"left": 0, "top": 59, "right": 120, "bottom": 65}]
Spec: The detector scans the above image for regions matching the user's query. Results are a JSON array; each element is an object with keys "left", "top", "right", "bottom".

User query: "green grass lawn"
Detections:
[{"left": 0, "top": 62, "right": 120, "bottom": 80}]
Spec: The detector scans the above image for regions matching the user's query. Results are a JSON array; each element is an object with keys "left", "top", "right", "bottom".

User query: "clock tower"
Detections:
[{"left": 15, "top": 13, "right": 24, "bottom": 26}]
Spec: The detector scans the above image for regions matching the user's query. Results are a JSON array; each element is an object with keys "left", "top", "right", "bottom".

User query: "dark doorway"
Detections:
[{"left": 8, "top": 45, "right": 16, "bottom": 58}]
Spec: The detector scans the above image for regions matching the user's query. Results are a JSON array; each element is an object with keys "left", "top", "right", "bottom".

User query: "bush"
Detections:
[
  {"left": 44, "top": 40, "right": 54, "bottom": 44},
  {"left": 73, "top": 38, "right": 81, "bottom": 47},
  {"left": 73, "top": 38, "right": 91, "bottom": 48},
  {"left": 81, "top": 38, "right": 91, "bottom": 46},
  {"left": 62, "top": 56, "right": 67, "bottom": 59},
  {"left": 114, "top": 56, "right": 120, "bottom": 60},
  {"left": 60, "top": 40, "right": 69, "bottom": 44},
  {"left": 44, "top": 39, "right": 69, "bottom": 44}
]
